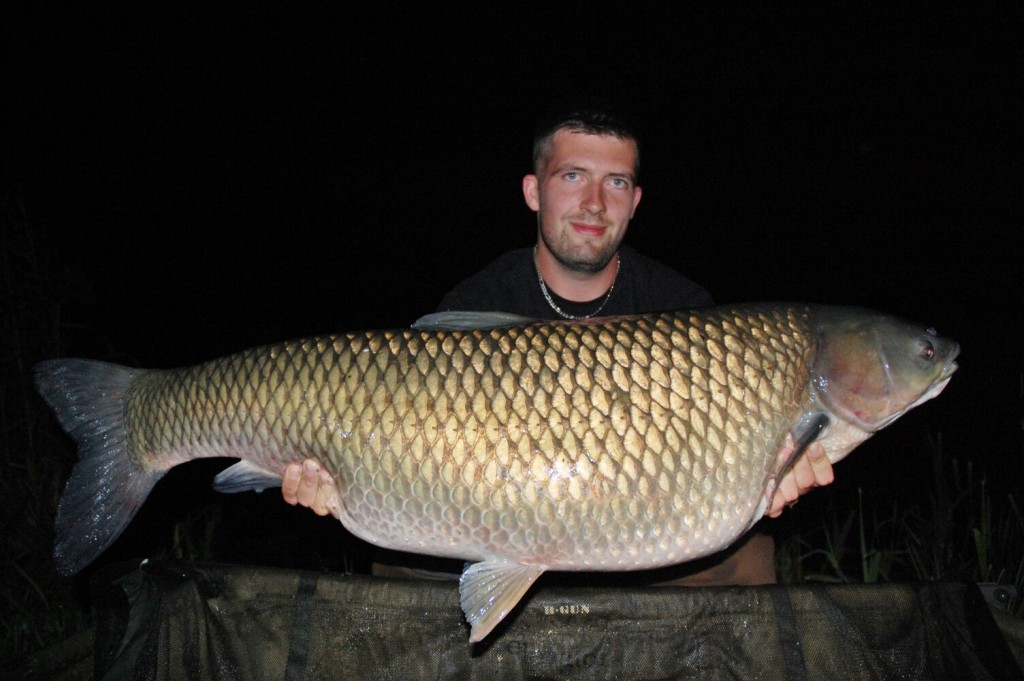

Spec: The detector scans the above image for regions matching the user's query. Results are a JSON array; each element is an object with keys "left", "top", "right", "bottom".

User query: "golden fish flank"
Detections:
[{"left": 35, "top": 303, "right": 958, "bottom": 642}]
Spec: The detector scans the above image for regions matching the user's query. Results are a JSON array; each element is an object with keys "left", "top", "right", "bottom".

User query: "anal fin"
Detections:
[{"left": 459, "top": 560, "right": 546, "bottom": 642}]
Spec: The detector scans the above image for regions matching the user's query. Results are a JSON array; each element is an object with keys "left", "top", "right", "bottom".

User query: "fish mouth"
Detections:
[{"left": 940, "top": 342, "right": 961, "bottom": 380}]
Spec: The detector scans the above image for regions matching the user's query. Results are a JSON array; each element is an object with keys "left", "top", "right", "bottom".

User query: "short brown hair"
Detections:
[{"left": 532, "top": 101, "right": 641, "bottom": 178}]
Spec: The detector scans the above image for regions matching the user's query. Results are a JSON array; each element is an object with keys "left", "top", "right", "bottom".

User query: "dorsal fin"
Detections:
[{"left": 412, "top": 311, "right": 539, "bottom": 332}]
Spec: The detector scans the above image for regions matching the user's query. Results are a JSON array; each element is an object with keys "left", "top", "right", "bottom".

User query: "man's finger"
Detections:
[
  {"left": 790, "top": 456, "right": 816, "bottom": 492},
  {"left": 309, "top": 466, "right": 334, "bottom": 516},
  {"left": 297, "top": 460, "right": 327, "bottom": 514},
  {"left": 805, "top": 443, "right": 835, "bottom": 486},
  {"left": 282, "top": 463, "right": 302, "bottom": 504}
]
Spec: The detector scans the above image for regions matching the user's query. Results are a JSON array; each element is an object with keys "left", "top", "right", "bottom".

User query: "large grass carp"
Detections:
[{"left": 35, "top": 303, "right": 958, "bottom": 642}]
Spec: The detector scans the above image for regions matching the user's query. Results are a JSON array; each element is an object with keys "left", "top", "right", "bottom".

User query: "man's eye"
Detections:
[
  {"left": 610, "top": 178, "right": 629, "bottom": 189},
  {"left": 564, "top": 172, "right": 580, "bottom": 181}
]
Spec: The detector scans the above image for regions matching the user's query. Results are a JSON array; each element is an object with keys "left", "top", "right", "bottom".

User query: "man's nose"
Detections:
[{"left": 580, "top": 184, "right": 606, "bottom": 214}]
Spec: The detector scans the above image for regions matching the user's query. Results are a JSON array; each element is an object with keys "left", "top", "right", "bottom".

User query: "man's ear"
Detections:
[
  {"left": 631, "top": 185, "right": 643, "bottom": 218},
  {"left": 522, "top": 174, "right": 540, "bottom": 212}
]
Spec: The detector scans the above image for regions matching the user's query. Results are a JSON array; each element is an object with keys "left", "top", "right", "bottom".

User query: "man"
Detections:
[{"left": 281, "top": 105, "right": 834, "bottom": 584}]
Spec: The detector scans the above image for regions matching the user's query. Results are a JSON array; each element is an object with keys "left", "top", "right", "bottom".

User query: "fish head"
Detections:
[{"left": 811, "top": 308, "right": 959, "bottom": 434}]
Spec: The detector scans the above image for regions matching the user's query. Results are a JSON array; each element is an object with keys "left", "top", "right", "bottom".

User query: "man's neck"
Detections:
[{"left": 534, "top": 244, "right": 620, "bottom": 302}]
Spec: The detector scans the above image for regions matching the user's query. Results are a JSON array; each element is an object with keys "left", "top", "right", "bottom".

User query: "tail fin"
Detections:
[{"left": 34, "top": 359, "right": 164, "bottom": 575}]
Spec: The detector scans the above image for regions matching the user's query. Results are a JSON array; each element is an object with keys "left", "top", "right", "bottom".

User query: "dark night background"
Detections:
[{"left": 3, "top": 6, "right": 1022, "bottom": 576}]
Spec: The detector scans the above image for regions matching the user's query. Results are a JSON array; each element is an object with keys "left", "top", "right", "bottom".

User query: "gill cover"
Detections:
[{"left": 811, "top": 309, "right": 959, "bottom": 431}]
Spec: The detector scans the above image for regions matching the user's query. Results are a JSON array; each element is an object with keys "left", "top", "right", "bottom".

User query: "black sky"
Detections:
[{"left": 4, "top": 5, "right": 1022, "bottom": 527}]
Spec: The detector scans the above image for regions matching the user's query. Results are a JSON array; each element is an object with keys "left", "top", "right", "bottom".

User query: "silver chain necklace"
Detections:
[{"left": 533, "top": 245, "right": 621, "bottom": 320}]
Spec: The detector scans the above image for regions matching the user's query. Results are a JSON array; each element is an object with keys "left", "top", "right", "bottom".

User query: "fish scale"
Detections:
[
  {"left": 120, "top": 308, "right": 808, "bottom": 571},
  {"left": 35, "top": 303, "right": 958, "bottom": 642}
]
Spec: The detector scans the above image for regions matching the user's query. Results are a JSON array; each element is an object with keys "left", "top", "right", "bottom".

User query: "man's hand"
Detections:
[
  {"left": 282, "top": 460, "right": 341, "bottom": 519},
  {"left": 765, "top": 436, "right": 834, "bottom": 518}
]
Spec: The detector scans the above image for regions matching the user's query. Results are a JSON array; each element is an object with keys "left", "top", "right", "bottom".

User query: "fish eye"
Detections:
[{"left": 920, "top": 340, "right": 935, "bottom": 361}]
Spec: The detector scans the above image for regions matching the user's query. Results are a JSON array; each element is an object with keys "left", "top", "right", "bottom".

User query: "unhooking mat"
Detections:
[{"left": 89, "top": 561, "right": 1021, "bottom": 680}]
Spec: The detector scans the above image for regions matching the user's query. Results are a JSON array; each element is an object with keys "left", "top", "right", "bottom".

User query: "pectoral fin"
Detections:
[
  {"left": 459, "top": 560, "right": 546, "bottom": 642},
  {"left": 752, "top": 413, "right": 831, "bottom": 525},
  {"left": 212, "top": 461, "right": 282, "bottom": 493},
  {"left": 782, "top": 412, "right": 831, "bottom": 479}
]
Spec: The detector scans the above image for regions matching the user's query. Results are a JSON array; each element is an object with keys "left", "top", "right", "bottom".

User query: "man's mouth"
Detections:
[{"left": 570, "top": 221, "right": 607, "bottom": 236}]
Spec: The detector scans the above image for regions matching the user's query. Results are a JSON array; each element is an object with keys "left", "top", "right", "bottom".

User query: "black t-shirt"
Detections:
[{"left": 435, "top": 245, "right": 713, "bottom": 317}]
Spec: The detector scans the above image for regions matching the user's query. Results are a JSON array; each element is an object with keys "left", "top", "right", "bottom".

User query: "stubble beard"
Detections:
[{"left": 539, "top": 220, "right": 619, "bottom": 274}]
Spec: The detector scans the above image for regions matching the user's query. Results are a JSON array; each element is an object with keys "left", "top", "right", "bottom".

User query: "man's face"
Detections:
[{"left": 524, "top": 129, "right": 642, "bottom": 273}]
